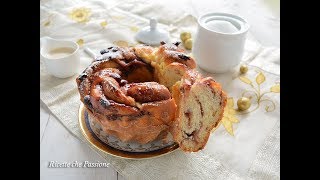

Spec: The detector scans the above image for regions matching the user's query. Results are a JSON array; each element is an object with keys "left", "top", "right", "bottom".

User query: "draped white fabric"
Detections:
[{"left": 40, "top": 0, "right": 280, "bottom": 179}]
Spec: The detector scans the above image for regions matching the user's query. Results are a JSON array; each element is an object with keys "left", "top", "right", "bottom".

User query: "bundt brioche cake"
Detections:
[
  {"left": 76, "top": 42, "right": 227, "bottom": 152},
  {"left": 76, "top": 47, "right": 176, "bottom": 144}
]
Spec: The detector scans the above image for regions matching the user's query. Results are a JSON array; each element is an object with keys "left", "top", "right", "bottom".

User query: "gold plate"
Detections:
[{"left": 78, "top": 103, "right": 179, "bottom": 159}]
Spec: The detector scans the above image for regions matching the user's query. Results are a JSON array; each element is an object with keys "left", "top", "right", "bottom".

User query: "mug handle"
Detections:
[{"left": 84, "top": 46, "right": 97, "bottom": 60}]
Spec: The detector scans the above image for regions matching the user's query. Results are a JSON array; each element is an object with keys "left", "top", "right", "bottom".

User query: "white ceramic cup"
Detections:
[
  {"left": 193, "top": 12, "right": 250, "bottom": 73},
  {"left": 40, "top": 36, "right": 80, "bottom": 78}
]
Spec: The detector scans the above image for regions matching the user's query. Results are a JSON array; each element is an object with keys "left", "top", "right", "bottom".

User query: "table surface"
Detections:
[
  {"left": 41, "top": 101, "right": 124, "bottom": 180},
  {"left": 40, "top": 1, "right": 279, "bottom": 179}
]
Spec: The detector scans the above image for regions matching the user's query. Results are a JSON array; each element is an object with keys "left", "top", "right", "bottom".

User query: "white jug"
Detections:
[{"left": 40, "top": 36, "right": 80, "bottom": 78}]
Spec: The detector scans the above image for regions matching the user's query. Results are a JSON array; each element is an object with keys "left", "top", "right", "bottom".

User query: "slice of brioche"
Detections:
[{"left": 171, "top": 71, "right": 227, "bottom": 152}]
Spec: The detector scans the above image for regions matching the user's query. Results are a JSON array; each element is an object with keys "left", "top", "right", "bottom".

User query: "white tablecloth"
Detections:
[{"left": 40, "top": 0, "right": 280, "bottom": 179}]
